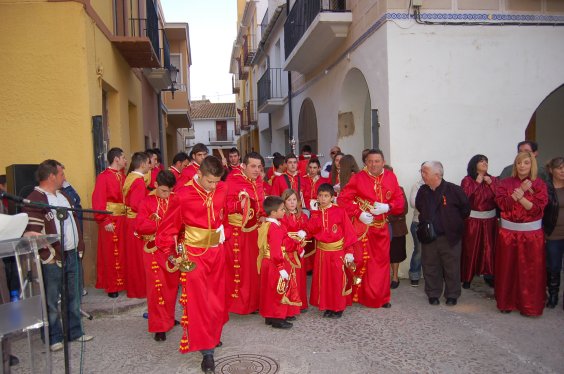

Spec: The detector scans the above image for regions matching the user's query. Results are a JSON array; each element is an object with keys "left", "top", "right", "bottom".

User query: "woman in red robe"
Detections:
[
  {"left": 495, "top": 152, "right": 548, "bottom": 316},
  {"left": 460, "top": 154, "right": 498, "bottom": 288}
]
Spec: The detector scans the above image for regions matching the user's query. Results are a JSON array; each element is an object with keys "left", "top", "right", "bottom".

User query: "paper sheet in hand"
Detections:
[{"left": 0, "top": 213, "right": 29, "bottom": 241}]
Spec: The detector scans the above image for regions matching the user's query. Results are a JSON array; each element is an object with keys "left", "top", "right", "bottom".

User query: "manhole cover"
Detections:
[{"left": 215, "top": 354, "right": 279, "bottom": 374}]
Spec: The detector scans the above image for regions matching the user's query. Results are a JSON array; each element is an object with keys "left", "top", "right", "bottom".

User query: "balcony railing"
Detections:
[
  {"left": 257, "top": 68, "right": 286, "bottom": 111},
  {"left": 237, "top": 58, "right": 248, "bottom": 80},
  {"left": 232, "top": 75, "right": 240, "bottom": 94},
  {"left": 209, "top": 130, "right": 235, "bottom": 144},
  {"left": 161, "top": 30, "right": 171, "bottom": 70},
  {"left": 260, "top": 10, "right": 269, "bottom": 40},
  {"left": 243, "top": 34, "right": 256, "bottom": 66},
  {"left": 284, "top": 0, "right": 349, "bottom": 59},
  {"left": 243, "top": 100, "right": 257, "bottom": 130}
]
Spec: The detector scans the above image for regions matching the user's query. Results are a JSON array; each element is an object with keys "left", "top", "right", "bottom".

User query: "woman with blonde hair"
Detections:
[{"left": 494, "top": 152, "right": 548, "bottom": 316}]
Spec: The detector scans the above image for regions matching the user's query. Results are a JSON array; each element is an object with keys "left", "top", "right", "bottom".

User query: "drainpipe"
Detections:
[
  {"left": 157, "top": 93, "right": 167, "bottom": 163},
  {"left": 286, "top": 0, "right": 293, "bottom": 149}
]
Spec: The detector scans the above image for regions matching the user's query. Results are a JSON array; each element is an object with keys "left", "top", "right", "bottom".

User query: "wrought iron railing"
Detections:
[
  {"left": 209, "top": 130, "right": 235, "bottom": 143},
  {"left": 257, "top": 68, "right": 285, "bottom": 108},
  {"left": 260, "top": 10, "right": 269, "bottom": 40},
  {"left": 284, "top": 0, "right": 349, "bottom": 59},
  {"left": 232, "top": 74, "right": 240, "bottom": 94},
  {"left": 124, "top": 0, "right": 161, "bottom": 64},
  {"left": 243, "top": 34, "right": 256, "bottom": 66},
  {"left": 161, "top": 29, "right": 171, "bottom": 69}
]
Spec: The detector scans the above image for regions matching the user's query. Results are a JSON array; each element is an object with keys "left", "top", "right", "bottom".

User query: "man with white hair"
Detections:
[{"left": 415, "top": 161, "right": 470, "bottom": 306}]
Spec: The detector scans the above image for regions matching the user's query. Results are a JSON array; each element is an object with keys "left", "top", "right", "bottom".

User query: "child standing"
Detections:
[
  {"left": 307, "top": 184, "right": 358, "bottom": 318},
  {"left": 258, "top": 196, "right": 302, "bottom": 329}
]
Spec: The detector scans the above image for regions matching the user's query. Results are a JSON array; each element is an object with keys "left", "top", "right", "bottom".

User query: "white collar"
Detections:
[
  {"left": 132, "top": 171, "right": 145, "bottom": 177},
  {"left": 266, "top": 217, "right": 281, "bottom": 226},
  {"left": 35, "top": 186, "right": 59, "bottom": 196}
]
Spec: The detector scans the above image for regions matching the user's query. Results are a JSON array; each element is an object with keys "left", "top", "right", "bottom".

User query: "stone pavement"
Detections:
[{"left": 10, "top": 277, "right": 564, "bottom": 374}]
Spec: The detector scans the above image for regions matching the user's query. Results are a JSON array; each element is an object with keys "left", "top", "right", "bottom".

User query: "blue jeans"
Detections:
[
  {"left": 409, "top": 221, "right": 422, "bottom": 280},
  {"left": 546, "top": 239, "right": 564, "bottom": 273},
  {"left": 42, "top": 250, "right": 83, "bottom": 345}
]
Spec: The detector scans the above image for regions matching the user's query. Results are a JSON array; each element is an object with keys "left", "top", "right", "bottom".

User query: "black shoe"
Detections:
[
  {"left": 154, "top": 332, "right": 166, "bottom": 341},
  {"left": 271, "top": 319, "right": 293, "bottom": 329},
  {"left": 410, "top": 279, "right": 419, "bottom": 287},
  {"left": 174, "top": 319, "right": 181, "bottom": 326},
  {"left": 390, "top": 280, "right": 399, "bottom": 289},
  {"left": 547, "top": 294, "right": 558, "bottom": 309},
  {"left": 201, "top": 354, "right": 215, "bottom": 373},
  {"left": 286, "top": 316, "right": 297, "bottom": 321},
  {"left": 500, "top": 310, "right": 511, "bottom": 314},
  {"left": 428, "top": 297, "right": 440, "bottom": 305},
  {"left": 107, "top": 292, "right": 119, "bottom": 298},
  {"left": 9, "top": 355, "right": 19, "bottom": 367},
  {"left": 445, "top": 298, "right": 457, "bottom": 306},
  {"left": 216, "top": 341, "right": 223, "bottom": 348},
  {"left": 250, "top": 310, "right": 259, "bottom": 314},
  {"left": 265, "top": 318, "right": 273, "bottom": 325},
  {"left": 323, "top": 310, "right": 333, "bottom": 318},
  {"left": 484, "top": 277, "right": 495, "bottom": 288},
  {"left": 331, "top": 311, "right": 343, "bottom": 319},
  {"left": 462, "top": 282, "right": 471, "bottom": 289},
  {"left": 382, "top": 303, "right": 392, "bottom": 308}
]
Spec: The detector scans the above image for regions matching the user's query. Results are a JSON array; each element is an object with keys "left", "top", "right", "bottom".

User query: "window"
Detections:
[{"left": 170, "top": 53, "right": 184, "bottom": 91}]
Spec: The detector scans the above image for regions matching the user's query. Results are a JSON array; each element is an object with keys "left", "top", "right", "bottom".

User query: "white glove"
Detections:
[
  {"left": 372, "top": 202, "right": 390, "bottom": 215},
  {"left": 310, "top": 200, "right": 319, "bottom": 211},
  {"left": 344, "top": 253, "right": 354, "bottom": 264},
  {"left": 333, "top": 184, "right": 341, "bottom": 193},
  {"left": 359, "top": 212, "right": 374, "bottom": 225},
  {"left": 297, "top": 230, "right": 307, "bottom": 239},
  {"left": 104, "top": 223, "right": 115, "bottom": 232},
  {"left": 299, "top": 250, "right": 305, "bottom": 258},
  {"left": 279, "top": 269, "right": 289, "bottom": 280},
  {"left": 216, "top": 224, "right": 225, "bottom": 244}
]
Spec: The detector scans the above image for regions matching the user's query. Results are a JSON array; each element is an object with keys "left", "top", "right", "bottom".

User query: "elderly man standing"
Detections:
[
  {"left": 339, "top": 149, "right": 405, "bottom": 308},
  {"left": 416, "top": 161, "right": 470, "bottom": 306}
]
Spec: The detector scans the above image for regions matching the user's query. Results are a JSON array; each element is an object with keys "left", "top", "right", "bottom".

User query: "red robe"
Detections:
[
  {"left": 92, "top": 168, "right": 126, "bottom": 293},
  {"left": 301, "top": 175, "right": 329, "bottom": 272},
  {"left": 123, "top": 172, "right": 148, "bottom": 298},
  {"left": 281, "top": 212, "right": 309, "bottom": 312},
  {"left": 339, "top": 168, "right": 405, "bottom": 308},
  {"left": 270, "top": 172, "right": 305, "bottom": 203},
  {"left": 135, "top": 192, "right": 179, "bottom": 333},
  {"left": 224, "top": 171, "right": 265, "bottom": 314},
  {"left": 306, "top": 205, "right": 357, "bottom": 312},
  {"left": 494, "top": 177, "right": 548, "bottom": 316},
  {"left": 461, "top": 176, "right": 498, "bottom": 281},
  {"left": 174, "top": 162, "right": 200, "bottom": 192},
  {"left": 149, "top": 167, "right": 159, "bottom": 188},
  {"left": 258, "top": 220, "right": 301, "bottom": 319},
  {"left": 169, "top": 166, "right": 182, "bottom": 181},
  {"left": 156, "top": 179, "right": 228, "bottom": 353}
]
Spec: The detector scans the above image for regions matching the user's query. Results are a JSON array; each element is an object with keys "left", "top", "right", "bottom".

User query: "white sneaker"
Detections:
[
  {"left": 74, "top": 334, "right": 94, "bottom": 342},
  {"left": 82, "top": 288, "right": 88, "bottom": 296},
  {"left": 50, "top": 342, "right": 63, "bottom": 352}
]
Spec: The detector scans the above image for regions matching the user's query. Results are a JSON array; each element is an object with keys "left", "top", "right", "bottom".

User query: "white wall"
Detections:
[{"left": 191, "top": 118, "right": 238, "bottom": 149}]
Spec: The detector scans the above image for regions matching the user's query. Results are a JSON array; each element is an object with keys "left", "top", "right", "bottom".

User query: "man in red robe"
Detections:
[
  {"left": 156, "top": 156, "right": 227, "bottom": 373},
  {"left": 298, "top": 144, "right": 317, "bottom": 176},
  {"left": 339, "top": 149, "right": 405, "bottom": 308},
  {"left": 169, "top": 152, "right": 190, "bottom": 181},
  {"left": 225, "top": 151, "right": 265, "bottom": 314},
  {"left": 270, "top": 154, "right": 304, "bottom": 205},
  {"left": 222, "top": 147, "right": 244, "bottom": 180},
  {"left": 123, "top": 152, "right": 150, "bottom": 298},
  {"left": 135, "top": 170, "right": 179, "bottom": 341},
  {"left": 92, "top": 147, "right": 127, "bottom": 298},
  {"left": 175, "top": 143, "right": 209, "bottom": 191}
]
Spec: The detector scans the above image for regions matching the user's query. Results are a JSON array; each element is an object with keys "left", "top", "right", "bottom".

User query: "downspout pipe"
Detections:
[{"left": 286, "top": 0, "right": 293, "bottom": 148}]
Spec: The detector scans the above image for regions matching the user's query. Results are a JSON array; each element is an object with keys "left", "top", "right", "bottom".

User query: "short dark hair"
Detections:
[
  {"left": 152, "top": 148, "right": 162, "bottom": 163},
  {"left": 107, "top": 147, "right": 124, "bottom": 165},
  {"left": 285, "top": 153, "right": 298, "bottom": 163},
  {"left": 272, "top": 152, "right": 283, "bottom": 158},
  {"left": 466, "top": 154, "right": 488, "bottom": 180},
  {"left": 172, "top": 152, "right": 190, "bottom": 164},
  {"left": 128, "top": 152, "right": 149, "bottom": 173},
  {"left": 190, "top": 143, "right": 209, "bottom": 159},
  {"left": 199, "top": 156, "right": 224, "bottom": 178},
  {"left": 243, "top": 151, "right": 264, "bottom": 166},
  {"left": 273, "top": 155, "right": 286, "bottom": 169},
  {"left": 308, "top": 158, "right": 321, "bottom": 168},
  {"left": 517, "top": 140, "right": 538, "bottom": 153},
  {"left": 229, "top": 147, "right": 240, "bottom": 156},
  {"left": 301, "top": 145, "right": 312, "bottom": 153},
  {"left": 317, "top": 183, "right": 335, "bottom": 197},
  {"left": 156, "top": 170, "right": 176, "bottom": 188},
  {"left": 145, "top": 149, "right": 158, "bottom": 158},
  {"left": 36, "top": 159, "right": 63, "bottom": 182},
  {"left": 365, "top": 149, "right": 385, "bottom": 159},
  {"left": 263, "top": 196, "right": 284, "bottom": 216}
]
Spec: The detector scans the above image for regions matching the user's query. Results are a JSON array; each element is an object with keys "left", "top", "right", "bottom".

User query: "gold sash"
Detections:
[
  {"left": 317, "top": 238, "right": 344, "bottom": 252},
  {"left": 106, "top": 202, "right": 126, "bottom": 216},
  {"left": 183, "top": 226, "right": 220, "bottom": 248},
  {"left": 228, "top": 213, "right": 259, "bottom": 232},
  {"left": 125, "top": 206, "right": 137, "bottom": 218}
]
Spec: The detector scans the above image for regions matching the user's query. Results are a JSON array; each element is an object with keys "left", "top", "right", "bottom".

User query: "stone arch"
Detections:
[{"left": 298, "top": 98, "right": 318, "bottom": 153}]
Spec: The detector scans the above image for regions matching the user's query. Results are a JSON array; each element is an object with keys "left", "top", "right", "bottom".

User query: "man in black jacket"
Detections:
[{"left": 416, "top": 161, "right": 470, "bottom": 306}]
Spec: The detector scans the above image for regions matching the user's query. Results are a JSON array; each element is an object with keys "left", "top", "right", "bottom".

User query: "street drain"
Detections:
[{"left": 215, "top": 354, "right": 279, "bottom": 374}]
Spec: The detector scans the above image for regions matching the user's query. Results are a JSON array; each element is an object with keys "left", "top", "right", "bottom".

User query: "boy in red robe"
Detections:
[
  {"left": 135, "top": 170, "right": 179, "bottom": 341},
  {"left": 155, "top": 156, "right": 227, "bottom": 373},
  {"left": 307, "top": 183, "right": 358, "bottom": 318},
  {"left": 258, "top": 196, "right": 302, "bottom": 329},
  {"left": 175, "top": 143, "right": 209, "bottom": 191}
]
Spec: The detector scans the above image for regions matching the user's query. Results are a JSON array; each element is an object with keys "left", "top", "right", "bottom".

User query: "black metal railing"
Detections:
[
  {"left": 232, "top": 74, "right": 240, "bottom": 94},
  {"left": 125, "top": 0, "right": 161, "bottom": 63},
  {"left": 257, "top": 68, "right": 285, "bottom": 108},
  {"left": 284, "top": 0, "right": 349, "bottom": 59},
  {"left": 260, "top": 10, "right": 269, "bottom": 39},
  {"left": 243, "top": 34, "right": 256, "bottom": 66},
  {"left": 161, "top": 29, "right": 170, "bottom": 69}
]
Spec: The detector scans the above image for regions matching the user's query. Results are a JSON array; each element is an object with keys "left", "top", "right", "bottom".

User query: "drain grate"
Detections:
[{"left": 215, "top": 354, "right": 279, "bottom": 374}]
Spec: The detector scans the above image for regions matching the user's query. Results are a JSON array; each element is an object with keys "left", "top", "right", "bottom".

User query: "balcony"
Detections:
[
  {"left": 243, "top": 34, "right": 256, "bottom": 66},
  {"left": 284, "top": 0, "right": 352, "bottom": 74},
  {"left": 237, "top": 57, "right": 248, "bottom": 81},
  {"left": 240, "top": 100, "right": 256, "bottom": 131},
  {"left": 209, "top": 130, "right": 236, "bottom": 145},
  {"left": 232, "top": 75, "right": 240, "bottom": 94},
  {"left": 142, "top": 30, "right": 173, "bottom": 92},
  {"left": 257, "top": 68, "right": 287, "bottom": 113},
  {"left": 112, "top": 0, "right": 162, "bottom": 68}
]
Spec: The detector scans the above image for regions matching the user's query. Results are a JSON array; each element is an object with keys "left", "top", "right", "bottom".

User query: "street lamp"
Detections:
[{"left": 163, "top": 65, "right": 179, "bottom": 99}]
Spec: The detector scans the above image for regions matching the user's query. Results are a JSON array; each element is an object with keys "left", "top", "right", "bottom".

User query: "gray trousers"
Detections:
[{"left": 421, "top": 235, "right": 462, "bottom": 299}]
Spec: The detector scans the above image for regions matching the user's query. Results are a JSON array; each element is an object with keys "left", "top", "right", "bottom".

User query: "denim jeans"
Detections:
[
  {"left": 546, "top": 239, "right": 564, "bottom": 273},
  {"left": 409, "top": 221, "right": 422, "bottom": 280},
  {"left": 42, "top": 249, "right": 83, "bottom": 345}
]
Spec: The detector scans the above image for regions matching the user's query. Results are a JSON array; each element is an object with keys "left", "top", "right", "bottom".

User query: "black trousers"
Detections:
[{"left": 421, "top": 236, "right": 462, "bottom": 299}]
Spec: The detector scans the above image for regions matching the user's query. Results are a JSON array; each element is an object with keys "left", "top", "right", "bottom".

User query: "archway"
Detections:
[
  {"left": 298, "top": 98, "right": 318, "bottom": 154},
  {"left": 338, "top": 68, "right": 373, "bottom": 162},
  {"left": 526, "top": 84, "right": 564, "bottom": 163}
]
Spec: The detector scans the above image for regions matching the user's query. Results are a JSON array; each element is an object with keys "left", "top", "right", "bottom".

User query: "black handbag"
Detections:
[{"left": 417, "top": 221, "right": 437, "bottom": 244}]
